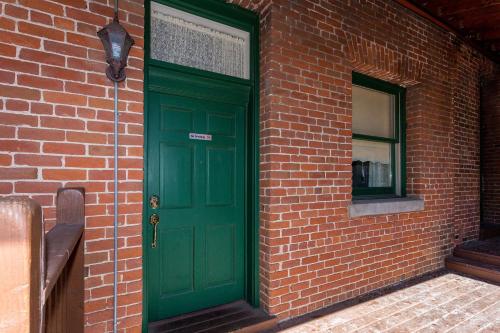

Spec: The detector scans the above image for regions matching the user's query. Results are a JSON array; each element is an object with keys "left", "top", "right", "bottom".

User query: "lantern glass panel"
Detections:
[{"left": 111, "top": 41, "right": 121, "bottom": 60}]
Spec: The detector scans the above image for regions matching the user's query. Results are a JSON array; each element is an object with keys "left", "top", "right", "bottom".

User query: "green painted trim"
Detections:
[
  {"left": 353, "top": 133, "right": 397, "bottom": 144},
  {"left": 142, "top": 1, "right": 260, "bottom": 330},
  {"left": 149, "top": 59, "right": 251, "bottom": 85},
  {"left": 400, "top": 88, "right": 407, "bottom": 197},
  {"left": 247, "top": 4, "right": 260, "bottom": 309},
  {"left": 352, "top": 72, "right": 406, "bottom": 198},
  {"left": 352, "top": 72, "right": 404, "bottom": 96},
  {"left": 148, "top": 64, "right": 252, "bottom": 105},
  {"left": 142, "top": 1, "right": 151, "bottom": 331},
  {"left": 353, "top": 187, "right": 394, "bottom": 196}
]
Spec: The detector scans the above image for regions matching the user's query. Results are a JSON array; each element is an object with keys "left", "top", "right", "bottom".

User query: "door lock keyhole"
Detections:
[{"left": 149, "top": 194, "right": 159, "bottom": 209}]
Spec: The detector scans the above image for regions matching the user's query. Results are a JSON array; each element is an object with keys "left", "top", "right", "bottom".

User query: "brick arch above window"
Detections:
[{"left": 345, "top": 34, "right": 424, "bottom": 86}]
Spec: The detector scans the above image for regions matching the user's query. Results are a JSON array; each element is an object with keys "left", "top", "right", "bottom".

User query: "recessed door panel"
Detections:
[
  {"left": 160, "top": 226, "right": 194, "bottom": 297},
  {"left": 160, "top": 144, "right": 193, "bottom": 209},
  {"left": 206, "top": 224, "right": 235, "bottom": 287},
  {"left": 207, "top": 112, "right": 235, "bottom": 137},
  {"left": 160, "top": 106, "right": 193, "bottom": 132},
  {"left": 206, "top": 147, "right": 235, "bottom": 207}
]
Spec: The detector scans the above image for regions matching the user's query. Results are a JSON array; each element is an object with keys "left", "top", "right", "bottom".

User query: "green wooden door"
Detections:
[{"left": 146, "top": 74, "right": 249, "bottom": 321}]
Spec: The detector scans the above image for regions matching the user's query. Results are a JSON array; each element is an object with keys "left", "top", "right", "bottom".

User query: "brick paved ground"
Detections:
[{"left": 280, "top": 273, "right": 500, "bottom": 333}]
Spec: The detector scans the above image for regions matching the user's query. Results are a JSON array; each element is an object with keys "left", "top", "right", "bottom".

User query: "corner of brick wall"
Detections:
[
  {"left": 451, "top": 42, "right": 483, "bottom": 242},
  {"left": 481, "top": 65, "right": 500, "bottom": 225}
]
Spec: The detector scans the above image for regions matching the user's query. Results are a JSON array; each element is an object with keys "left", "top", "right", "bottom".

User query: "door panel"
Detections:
[
  {"left": 206, "top": 147, "right": 235, "bottom": 206},
  {"left": 207, "top": 112, "right": 235, "bottom": 137},
  {"left": 160, "top": 106, "right": 194, "bottom": 132},
  {"left": 147, "top": 82, "right": 248, "bottom": 321},
  {"left": 160, "top": 226, "right": 194, "bottom": 297},
  {"left": 206, "top": 224, "right": 235, "bottom": 286},
  {"left": 160, "top": 144, "right": 193, "bottom": 209}
]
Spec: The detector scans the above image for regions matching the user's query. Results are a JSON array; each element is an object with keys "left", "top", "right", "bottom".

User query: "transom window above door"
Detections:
[
  {"left": 150, "top": 1, "right": 250, "bottom": 79},
  {"left": 352, "top": 73, "right": 406, "bottom": 198}
]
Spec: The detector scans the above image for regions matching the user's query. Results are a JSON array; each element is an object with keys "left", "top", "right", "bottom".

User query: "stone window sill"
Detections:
[{"left": 349, "top": 196, "right": 424, "bottom": 218}]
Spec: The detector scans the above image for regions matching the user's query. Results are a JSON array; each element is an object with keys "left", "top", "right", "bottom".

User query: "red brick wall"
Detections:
[
  {"left": 0, "top": 0, "right": 144, "bottom": 332},
  {"left": 241, "top": 0, "right": 495, "bottom": 319},
  {"left": 481, "top": 71, "right": 500, "bottom": 224},
  {"left": 0, "top": 0, "right": 495, "bottom": 330}
]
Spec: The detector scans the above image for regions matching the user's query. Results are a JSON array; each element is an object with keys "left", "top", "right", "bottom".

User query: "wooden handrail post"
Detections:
[
  {"left": 56, "top": 188, "right": 85, "bottom": 226},
  {"left": 0, "top": 188, "right": 85, "bottom": 333},
  {"left": 45, "top": 188, "right": 85, "bottom": 333},
  {"left": 0, "top": 197, "right": 43, "bottom": 333},
  {"left": 59, "top": 188, "right": 84, "bottom": 332}
]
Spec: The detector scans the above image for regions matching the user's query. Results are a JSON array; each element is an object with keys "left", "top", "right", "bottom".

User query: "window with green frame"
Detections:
[{"left": 352, "top": 72, "right": 406, "bottom": 198}]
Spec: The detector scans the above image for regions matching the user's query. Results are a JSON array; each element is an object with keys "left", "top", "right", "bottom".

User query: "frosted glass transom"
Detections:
[{"left": 151, "top": 2, "right": 250, "bottom": 79}]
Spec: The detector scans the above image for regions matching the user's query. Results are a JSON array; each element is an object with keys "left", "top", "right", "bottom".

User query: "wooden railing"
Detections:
[{"left": 0, "top": 188, "right": 85, "bottom": 333}]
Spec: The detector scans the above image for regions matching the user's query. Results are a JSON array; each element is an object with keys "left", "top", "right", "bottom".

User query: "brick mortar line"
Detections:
[
  {"left": 476, "top": 315, "right": 500, "bottom": 333},
  {"left": 388, "top": 282, "right": 491, "bottom": 332},
  {"left": 349, "top": 278, "right": 483, "bottom": 332},
  {"left": 443, "top": 296, "right": 500, "bottom": 333},
  {"left": 310, "top": 275, "right": 460, "bottom": 330}
]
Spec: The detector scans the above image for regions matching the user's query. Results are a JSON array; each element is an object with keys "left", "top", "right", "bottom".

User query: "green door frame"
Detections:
[{"left": 142, "top": 0, "right": 260, "bottom": 330}]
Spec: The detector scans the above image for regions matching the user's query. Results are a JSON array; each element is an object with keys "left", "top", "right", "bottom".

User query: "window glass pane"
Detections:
[
  {"left": 352, "top": 139, "right": 392, "bottom": 188},
  {"left": 352, "top": 85, "right": 394, "bottom": 138},
  {"left": 151, "top": 2, "right": 250, "bottom": 79}
]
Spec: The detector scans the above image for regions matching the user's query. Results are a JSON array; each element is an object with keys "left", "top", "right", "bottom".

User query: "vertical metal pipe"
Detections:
[
  {"left": 113, "top": 80, "right": 118, "bottom": 333},
  {"left": 113, "top": 2, "right": 120, "bottom": 332}
]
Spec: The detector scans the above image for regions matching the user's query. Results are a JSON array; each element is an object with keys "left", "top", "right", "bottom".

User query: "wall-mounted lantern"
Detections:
[{"left": 97, "top": 13, "right": 135, "bottom": 82}]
